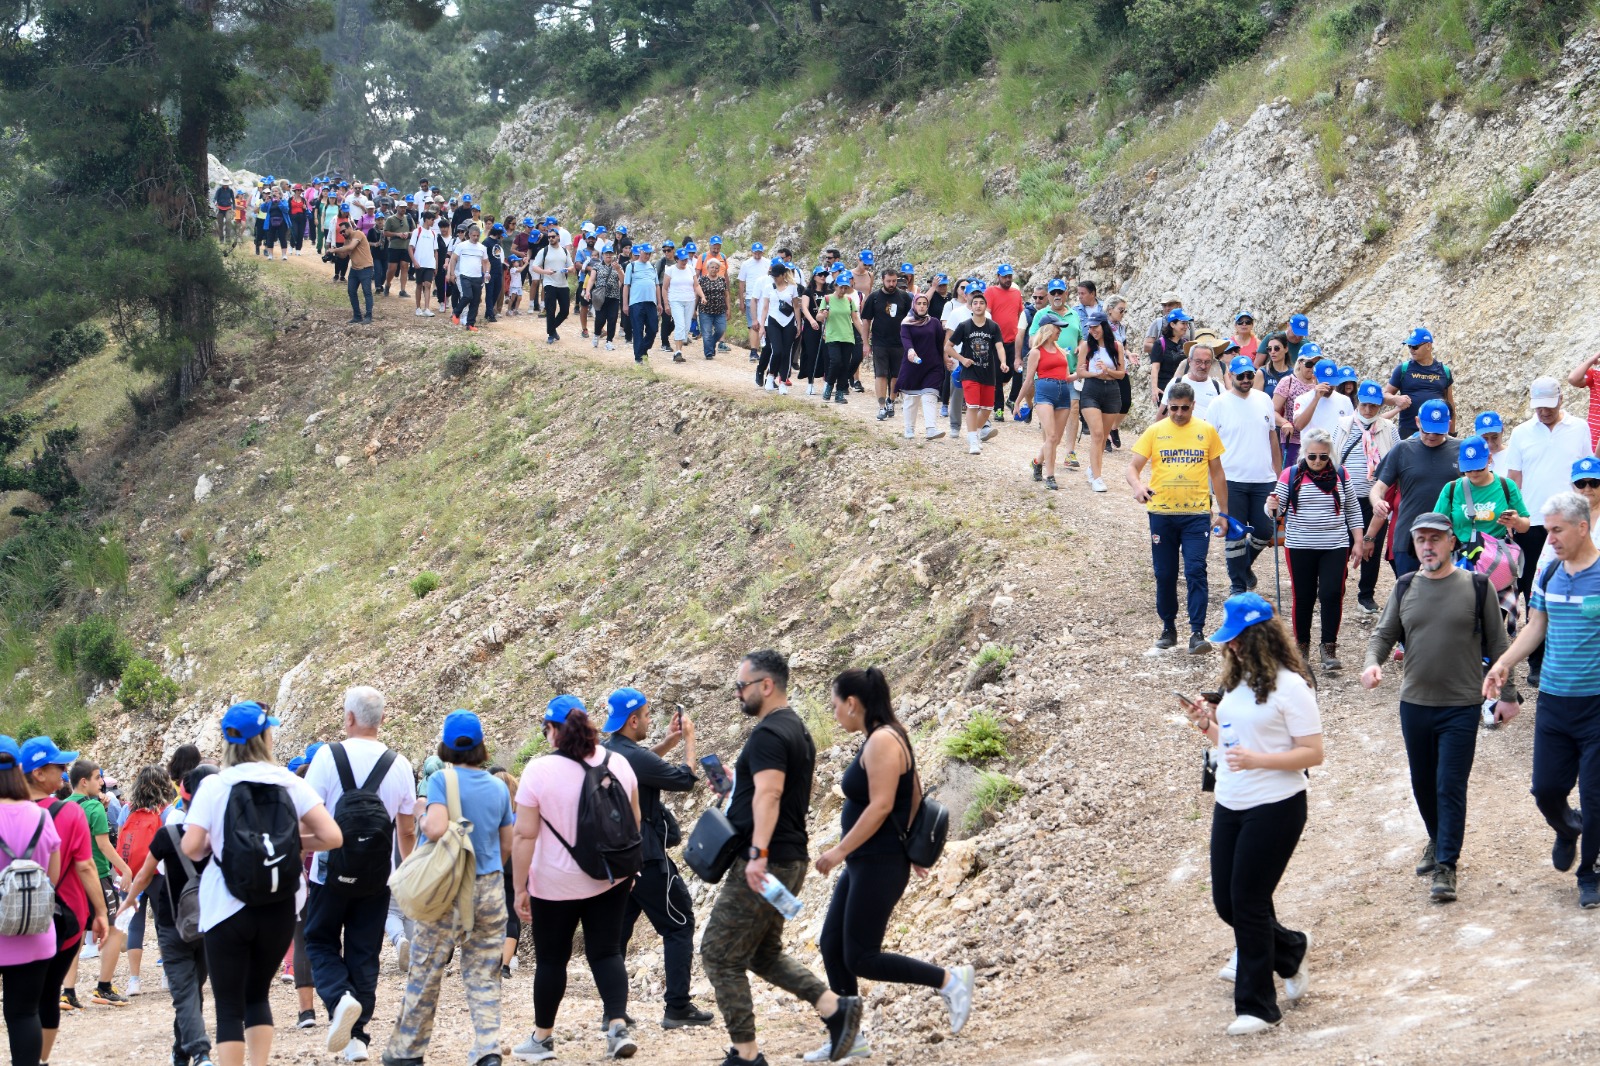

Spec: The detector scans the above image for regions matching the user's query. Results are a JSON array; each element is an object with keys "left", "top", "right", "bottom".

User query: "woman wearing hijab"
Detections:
[{"left": 897, "top": 293, "right": 947, "bottom": 442}]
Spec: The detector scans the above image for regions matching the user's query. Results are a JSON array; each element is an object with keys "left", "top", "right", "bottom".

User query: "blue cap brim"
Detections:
[{"left": 602, "top": 706, "right": 634, "bottom": 733}]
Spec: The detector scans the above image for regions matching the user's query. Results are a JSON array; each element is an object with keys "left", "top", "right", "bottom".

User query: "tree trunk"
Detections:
[{"left": 175, "top": 0, "right": 215, "bottom": 400}]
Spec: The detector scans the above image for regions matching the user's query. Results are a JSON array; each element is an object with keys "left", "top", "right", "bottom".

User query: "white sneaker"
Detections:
[
  {"left": 414, "top": 308, "right": 426, "bottom": 317},
  {"left": 513, "top": 1034, "right": 556, "bottom": 1061},
  {"left": 803, "top": 1032, "right": 872, "bottom": 1061},
  {"left": 605, "top": 342, "right": 615, "bottom": 351},
  {"left": 967, "top": 433, "right": 981, "bottom": 455},
  {"left": 81, "top": 939, "right": 100, "bottom": 962},
  {"left": 1284, "top": 932, "right": 1310, "bottom": 1002},
  {"left": 764, "top": 378, "right": 776, "bottom": 391},
  {"left": 592, "top": 337, "right": 600, "bottom": 348},
  {"left": 1090, "top": 477, "right": 1107, "bottom": 492},
  {"left": 422, "top": 309, "right": 435, "bottom": 317},
  {"left": 1218, "top": 949, "right": 1237, "bottom": 982},
  {"left": 903, "top": 429, "right": 915, "bottom": 440},
  {"left": 980, "top": 424, "right": 999, "bottom": 442},
  {"left": 807, "top": 384, "right": 816, "bottom": 396},
  {"left": 344, "top": 1038, "right": 369, "bottom": 1062},
  {"left": 926, "top": 428, "right": 946, "bottom": 440},
  {"left": 1226, "top": 1015, "right": 1279, "bottom": 1036},
  {"left": 939, "top": 964, "right": 975, "bottom": 1034},
  {"left": 125, "top": 975, "right": 142, "bottom": 996},
  {"left": 778, "top": 382, "right": 789, "bottom": 395},
  {"left": 326, "top": 991, "right": 362, "bottom": 1053},
  {"left": 395, "top": 937, "right": 410, "bottom": 973}
]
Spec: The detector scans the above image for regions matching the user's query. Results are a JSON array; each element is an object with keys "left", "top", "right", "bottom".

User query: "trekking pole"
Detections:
[{"left": 1273, "top": 515, "right": 1284, "bottom": 615}]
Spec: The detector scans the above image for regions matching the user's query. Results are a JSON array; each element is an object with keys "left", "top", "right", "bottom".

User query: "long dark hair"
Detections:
[
  {"left": 550, "top": 710, "right": 597, "bottom": 761},
  {"left": 1085, "top": 321, "right": 1121, "bottom": 366},
  {"left": 832, "top": 667, "right": 906, "bottom": 740},
  {"left": 167, "top": 744, "right": 202, "bottom": 787},
  {"left": 1219, "top": 616, "right": 1314, "bottom": 701}
]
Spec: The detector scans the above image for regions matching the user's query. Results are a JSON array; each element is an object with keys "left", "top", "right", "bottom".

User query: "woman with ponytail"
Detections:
[
  {"left": 806, "top": 668, "right": 976, "bottom": 1062},
  {"left": 510, "top": 695, "right": 642, "bottom": 1062}
]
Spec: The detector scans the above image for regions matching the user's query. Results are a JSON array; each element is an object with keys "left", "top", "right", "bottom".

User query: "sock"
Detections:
[
  {"left": 97, "top": 981, "right": 112, "bottom": 993},
  {"left": 941, "top": 971, "right": 956, "bottom": 992},
  {"left": 903, "top": 402, "right": 915, "bottom": 435}
]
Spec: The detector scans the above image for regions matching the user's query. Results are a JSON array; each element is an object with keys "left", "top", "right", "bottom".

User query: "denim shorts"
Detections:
[{"left": 1033, "top": 376, "right": 1075, "bottom": 409}]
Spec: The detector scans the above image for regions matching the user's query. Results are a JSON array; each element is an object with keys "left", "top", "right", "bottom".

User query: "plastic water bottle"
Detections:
[
  {"left": 1017, "top": 402, "right": 1031, "bottom": 422},
  {"left": 1481, "top": 697, "right": 1500, "bottom": 728},
  {"left": 113, "top": 905, "right": 135, "bottom": 936},
  {"left": 760, "top": 874, "right": 803, "bottom": 920},
  {"left": 1219, "top": 722, "right": 1240, "bottom": 752}
]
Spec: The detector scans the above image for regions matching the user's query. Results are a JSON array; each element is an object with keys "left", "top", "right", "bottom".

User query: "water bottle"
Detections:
[
  {"left": 1481, "top": 697, "right": 1500, "bottom": 728},
  {"left": 114, "top": 904, "right": 135, "bottom": 936},
  {"left": 1017, "top": 402, "right": 1031, "bottom": 422},
  {"left": 760, "top": 874, "right": 803, "bottom": 920},
  {"left": 1219, "top": 722, "right": 1240, "bottom": 752}
]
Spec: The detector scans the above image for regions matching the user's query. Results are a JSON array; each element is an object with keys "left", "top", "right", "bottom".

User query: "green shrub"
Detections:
[
  {"left": 72, "top": 614, "right": 131, "bottom": 681},
  {"left": 32, "top": 323, "right": 107, "bottom": 380},
  {"left": 1318, "top": 0, "right": 1382, "bottom": 46},
  {"left": 410, "top": 571, "right": 441, "bottom": 598},
  {"left": 943, "top": 710, "right": 1009, "bottom": 762},
  {"left": 51, "top": 624, "right": 78, "bottom": 674},
  {"left": 1127, "top": 0, "right": 1269, "bottom": 97},
  {"left": 116, "top": 657, "right": 179, "bottom": 712},
  {"left": 1362, "top": 214, "right": 1392, "bottom": 243},
  {"left": 970, "top": 642, "right": 1014, "bottom": 672},
  {"left": 441, "top": 343, "right": 483, "bottom": 379},
  {"left": 514, "top": 731, "right": 550, "bottom": 770},
  {"left": 963, "top": 770, "right": 1022, "bottom": 831}
]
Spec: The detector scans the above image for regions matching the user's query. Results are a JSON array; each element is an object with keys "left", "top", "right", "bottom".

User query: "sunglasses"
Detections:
[
  {"left": 1577, "top": 479, "right": 1600, "bottom": 490},
  {"left": 1234, "top": 371, "right": 1256, "bottom": 379},
  {"left": 1267, "top": 344, "right": 1285, "bottom": 352},
  {"left": 1167, "top": 404, "right": 1192, "bottom": 413},
  {"left": 1304, "top": 453, "right": 1332, "bottom": 463},
  {"left": 1298, "top": 359, "right": 1317, "bottom": 367}
]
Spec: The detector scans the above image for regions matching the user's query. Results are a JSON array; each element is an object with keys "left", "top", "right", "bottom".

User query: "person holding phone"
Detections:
[
  {"left": 600, "top": 688, "right": 716, "bottom": 1031},
  {"left": 1179, "top": 592, "right": 1322, "bottom": 1037}
]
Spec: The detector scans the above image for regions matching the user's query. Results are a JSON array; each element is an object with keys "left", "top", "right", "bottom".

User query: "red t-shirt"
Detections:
[
  {"left": 38, "top": 795, "right": 92, "bottom": 947},
  {"left": 986, "top": 284, "right": 1023, "bottom": 345},
  {"left": 1585, "top": 365, "right": 1600, "bottom": 450}
]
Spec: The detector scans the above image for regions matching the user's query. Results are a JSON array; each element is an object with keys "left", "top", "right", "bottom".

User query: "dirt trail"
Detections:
[{"left": 51, "top": 262, "right": 1600, "bottom": 1066}]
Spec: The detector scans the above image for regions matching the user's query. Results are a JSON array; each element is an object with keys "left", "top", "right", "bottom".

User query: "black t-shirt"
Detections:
[
  {"left": 950, "top": 318, "right": 1004, "bottom": 388},
  {"left": 147, "top": 822, "right": 208, "bottom": 928},
  {"left": 726, "top": 707, "right": 815, "bottom": 863},
  {"left": 450, "top": 206, "right": 474, "bottom": 232},
  {"left": 861, "top": 288, "right": 911, "bottom": 349},
  {"left": 928, "top": 292, "right": 949, "bottom": 321},
  {"left": 1372, "top": 435, "right": 1461, "bottom": 555},
  {"left": 1149, "top": 336, "right": 1186, "bottom": 393}
]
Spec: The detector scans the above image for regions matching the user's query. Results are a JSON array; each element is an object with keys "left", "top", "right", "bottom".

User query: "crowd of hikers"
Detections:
[{"left": 0, "top": 173, "right": 1565, "bottom": 1055}]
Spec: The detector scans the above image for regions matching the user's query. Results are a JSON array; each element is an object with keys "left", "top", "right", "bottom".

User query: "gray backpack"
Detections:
[
  {"left": 0, "top": 810, "right": 55, "bottom": 937},
  {"left": 164, "top": 824, "right": 203, "bottom": 943}
]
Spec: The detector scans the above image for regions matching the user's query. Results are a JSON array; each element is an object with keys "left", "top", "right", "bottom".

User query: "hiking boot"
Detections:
[
  {"left": 939, "top": 964, "right": 975, "bottom": 1034},
  {"left": 605, "top": 1021, "right": 637, "bottom": 1059},
  {"left": 1320, "top": 644, "right": 1343, "bottom": 671},
  {"left": 1189, "top": 632, "right": 1212, "bottom": 655},
  {"left": 92, "top": 985, "right": 130, "bottom": 1006},
  {"left": 822, "top": 997, "right": 865, "bottom": 1062},
  {"left": 803, "top": 1034, "right": 871, "bottom": 1061},
  {"left": 1155, "top": 628, "right": 1178, "bottom": 650},
  {"left": 1581, "top": 883, "right": 1600, "bottom": 909},
  {"left": 1297, "top": 643, "right": 1313, "bottom": 667},
  {"left": 1031, "top": 458, "right": 1043, "bottom": 482},
  {"left": 1044, "top": 476, "right": 1058, "bottom": 490},
  {"left": 511, "top": 1034, "right": 555, "bottom": 1062},
  {"left": 1431, "top": 863, "right": 1458, "bottom": 903},
  {"left": 1554, "top": 832, "right": 1578, "bottom": 873},
  {"left": 1358, "top": 594, "right": 1380, "bottom": 614},
  {"left": 662, "top": 1003, "right": 714, "bottom": 1029},
  {"left": 1416, "top": 840, "right": 1436, "bottom": 876}
]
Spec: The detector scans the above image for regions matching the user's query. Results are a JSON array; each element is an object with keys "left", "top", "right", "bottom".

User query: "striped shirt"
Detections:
[
  {"left": 1333, "top": 416, "right": 1399, "bottom": 500},
  {"left": 1529, "top": 557, "right": 1600, "bottom": 697},
  {"left": 1274, "top": 467, "right": 1361, "bottom": 549}
]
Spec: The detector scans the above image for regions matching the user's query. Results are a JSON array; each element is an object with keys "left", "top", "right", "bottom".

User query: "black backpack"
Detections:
[
  {"left": 220, "top": 780, "right": 303, "bottom": 906},
  {"left": 543, "top": 752, "right": 642, "bottom": 884},
  {"left": 324, "top": 744, "right": 398, "bottom": 897}
]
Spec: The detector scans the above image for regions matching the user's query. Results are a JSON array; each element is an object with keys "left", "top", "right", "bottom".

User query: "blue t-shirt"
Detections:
[
  {"left": 427, "top": 767, "right": 512, "bottom": 875},
  {"left": 1389, "top": 359, "right": 1453, "bottom": 437},
  {"left": 1530, "top": 557, "right": 1600, "bottom": 698},
  {"left": 624, "top": 261, "right": 658, "bottom": 305}
]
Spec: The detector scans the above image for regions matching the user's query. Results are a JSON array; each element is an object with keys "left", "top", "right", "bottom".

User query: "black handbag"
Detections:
[
  {"left": 1201, "top": 747, "right": 1217, "bottom": 793},
  {"left": 683, "top": 804, "right": 744, "bottom": 884},
  {"left": 890, "top": 733, "right": 948, "bottom": 868}
]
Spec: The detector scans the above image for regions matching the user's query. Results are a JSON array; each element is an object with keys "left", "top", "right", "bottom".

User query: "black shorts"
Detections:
[
  {"left": 1079, "top": 377, "right": 1123, "bottom": 413},
  {"left": 99, "top": 874, "right": 117, "bottom": 915},
  {"left": 871, "top": 344, "right": 902, "bottom": 379},
  {"left": 413, "top": 267, "right": 436, "bottom": 283}
]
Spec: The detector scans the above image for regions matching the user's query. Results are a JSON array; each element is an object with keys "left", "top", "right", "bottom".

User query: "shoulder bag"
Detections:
[
  {"left": 888, "top": 731, "right": 949, "bottom": 868},
  {"left": 683, "top": 801, "right": 743, "bottom": 884}
]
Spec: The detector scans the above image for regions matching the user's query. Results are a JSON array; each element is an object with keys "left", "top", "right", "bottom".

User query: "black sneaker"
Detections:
[
  {"left": 1155, "top": 628, "right": 1178, "bottom": 650},
  {"left": 363, "top": 315, "right": 373, "bottom": 324},
  {"left": 476, "top": 1056, "right": 503, "bottom": 1066},
  {"left": 381, "top": 1055, "right": 424, "bottom": 1066},
  {"left": 822, "top": 997, "right": 864, "bottom": 1063},
  {"left": 1430, "top": 863, "right": 1457, "bottom": 903},
  {"left": 1415, "top": 840, "right": 1436, "bottom": 876},
  {"left": 1103, "top": 439, "right": 1113, "bottom": 453},
  {"left": 876, "top": 404, "right": 891, "bottom": 421},
  {"left": 673, "top": 353, "right": 686, "bottom": 362},
  {"left": 1228, "top": 584, "right": 1246, "bottom": 597},
  {"left": 1358, "top": 594, "right": 1380, "bottom": 614},
  {"left": 1031, "top": 458, "right": 1043, "bottom": 482},
  {"left": 1529, "top": 668, "right": 1542, "bottom": 689},
  {"left": 1581, "top": 883, "right": 1600, "bottom": 909},
  {"left": 1110, "top": 429, "right": 1122, "bottom": 448},
  {"left": 993, "top": 408, "right": 1006, "bottom": 423},
  {"left": 718, "top": 1049, "right": 767, "bottom": 1066},
  {"left": 662, "top": 1003, "right": 715, "bottom": 1029},
  {"left": 1245, "top": 570, "right": 1258, "bottom": 590},
  {"left": 297, "top": 1009, "right": 317, "bottom": 1029},
  {"left": 501, "top": 964, "right": 513, "bottom": 980},
  {"left": 1554, "top": 832, "right": 1578, "bottom": 872},
  {"left": 834, "top": 394, "right": 847, "bottom": 405},
  {"left": 347, "top": 316, "right": 363, "bottom": 324},
  {"left": 1189, "top": 632, "right": 1212, "bottom": 655},
  {"left": 849, "top": 380, "right": 864, "bottom": 393},
  {"left": 1044, "top": 476, "right": 1059, "bottom": 490}
]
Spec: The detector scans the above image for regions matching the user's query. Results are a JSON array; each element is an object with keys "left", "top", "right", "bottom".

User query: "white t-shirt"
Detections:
[
  {"left": 303, "top": 737, "right": 416, "bottom": 885},
  {"left": 409, "top": 225, "right": 438, "bottom": 269},
  {"left": 942, "top": 302, "right": 972, "bottom": 352},
  {"left": 1214, "top": 668, "right": 1322, "bottom": 811},
  {"left": 1207, "top": 389, "right": 1279, "bottom": 483},
  {"left": 666, "top": 263, "right": 698, "bottom": 303},
  {"left": 765, "top": 283, "right": 798, "bottom": 326},
  {"left": 185, "top": 762, "right": 324, "bottom": 932},
  {"left": 738, "top": 256, "right": 768, "bottom": 293},
  {"left": 1292, "top": 390, "right": 1355, "bottom": 439},
  {"left": 453, "top": 242, "right": 489, "bottom": 279},
  {"left": 746, "top": 273, "right": 774, "bottom": 309},
  {"left": 1165, "top": 373, "right": 1224, "bottom": 421},
  {"left": 534, "top": 245, "right": 574, "bottom": 288},
  {"left": 1506, "top": 415, "right": 1594, "bottom": 526}
]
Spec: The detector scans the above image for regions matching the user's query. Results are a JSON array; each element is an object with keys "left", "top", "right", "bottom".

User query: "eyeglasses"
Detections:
[
  {"left": 1234, "top": 371, "right": 1256, "bottom": 380},
  {"left": 732, "top": 677, "right": 767, "bottom": 694},
  {"left": 1304, "top": 453, "right": 1332, "bottom": 463},
  {"left": 1576, "top": 479, "right": 1600, "bottom": 490},
  {"left": 1167, "top": 404, "right": 1192, "bottom": 413},
  {"left": 1267, "top": 344, "right": 1284, "bottom": 353}
]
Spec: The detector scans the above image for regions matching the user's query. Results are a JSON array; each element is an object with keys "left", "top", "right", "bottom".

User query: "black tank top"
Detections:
[{"left": 839, "top": 728, "right": 915, "bottom": 859}]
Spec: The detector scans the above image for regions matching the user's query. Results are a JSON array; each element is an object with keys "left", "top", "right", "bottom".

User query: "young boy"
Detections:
[{"left": 66, "top": 760, "right": 134, "bottom": 1006}]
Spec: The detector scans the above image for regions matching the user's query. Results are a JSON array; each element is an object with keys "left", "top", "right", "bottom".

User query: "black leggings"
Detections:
[
  {"left": 595, "top": 297, "right": 620, "bottom": 342},
  {"left": 2, "top": 956, "right": 49, "bottom": 1066},
  {"left": 1285, "top": 545, "right": 1347, "bottom": 647},
  {"left": 36, "top": 938, "right": 76, "bottom": 1031},
  {"left": 544, "top": 286, "right": 571, "bottom": 337},
  {"left": 819, "top": 856, "right": 944, "bottom": 997},
  {"left": 204, "top": 898, "right": 297, "bottom": 1043},
  {"left": 529, "top": 881, "right": 631, "bottom": 1029},
  {"left": 1211, "top": 792, "right": 1308, "bottom": 1024},
  {"left": 503, "top": 861, "right": 521, "bottom": 941},
  {"left": 759, "top": 319, "right": 797, "bottom": 383},
  {"left": 799, "top": 326, "right": 824, "bottom": 381},
  {"left": 825, "top": 341, "right": 855, "bottom": 393}
]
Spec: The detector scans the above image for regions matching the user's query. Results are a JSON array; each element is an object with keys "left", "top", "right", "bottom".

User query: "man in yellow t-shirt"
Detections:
[{"left": 1127, "top": 380, "right": 1229, "bottom": 653}]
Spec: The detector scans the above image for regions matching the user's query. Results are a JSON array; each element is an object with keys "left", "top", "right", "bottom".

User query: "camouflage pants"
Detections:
[
  {"left": 700, "top": 857, "right": 827, "bottom": 1044},
  {"left": 383, "top": 872, "right": 507, "bottom": 1065}
]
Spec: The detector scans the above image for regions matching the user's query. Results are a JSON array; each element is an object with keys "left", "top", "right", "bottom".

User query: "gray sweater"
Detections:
[{"left": 1365, "top": 566, "right": 1517, "bottom": 706}]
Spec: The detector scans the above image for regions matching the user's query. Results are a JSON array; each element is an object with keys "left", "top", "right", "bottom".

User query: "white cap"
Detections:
[{"left": 1531, "top": 376, "right": 1562, "bottom": 409}]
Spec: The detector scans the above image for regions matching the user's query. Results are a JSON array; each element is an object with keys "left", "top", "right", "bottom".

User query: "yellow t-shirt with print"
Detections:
[{"left": 1132, "top": 417, "right": 1225, "bottom": 514}]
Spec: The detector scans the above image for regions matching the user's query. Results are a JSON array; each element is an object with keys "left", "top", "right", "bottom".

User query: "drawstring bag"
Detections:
[{"left": 389, "top": 767, "right": 476, "bottom": 926}]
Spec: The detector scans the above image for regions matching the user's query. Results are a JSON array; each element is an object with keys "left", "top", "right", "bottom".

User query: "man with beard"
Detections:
[{"left": 699, "top": 650, "right": 864, "bottom": 1066}]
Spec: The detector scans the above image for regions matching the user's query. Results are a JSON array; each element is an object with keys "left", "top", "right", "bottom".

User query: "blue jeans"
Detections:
[
  {"left": 346, "top": 266, "right": 373, "bottom": 320},
  {"left": 629, "top": 302, "right": 659, "bottom": 360},
  {"left": 1149, "top": 512, "right": 1212, "bottom": 633},
  {"left": 1391, "top": 543, "right": 1420, "bottom": 578},
  {"left": 1399, "top": 702, "right": 1479, "bottom": 867},
  {"left": 1531, "top": 691, "right": 1600, "bottom": 887},
  {"left": 1224, "top": 480, "right": 1275, "bottom": 592},
  {"left": 699, "top": 312, "right": 727, "bottom": 357},
  {"left": 305, "top": 883, "right": 390, "bottom": 1045}
]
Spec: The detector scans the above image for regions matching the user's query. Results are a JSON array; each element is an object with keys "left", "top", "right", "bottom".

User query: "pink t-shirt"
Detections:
[
  {"left": 0, "top": 801, "right": 61, "bottom": 965},
  {"left": 37, "top": 796, "right": 90, "bottom": 948},
  {"left": 515, "top": 749, "right": 637, "bottom": 901}
]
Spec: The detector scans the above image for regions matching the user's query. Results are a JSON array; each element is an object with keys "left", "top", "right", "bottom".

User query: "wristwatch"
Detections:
[
  {"left": 745, "top": 846, "right": 769, "bottom": 860},
  {"left": 1363, "top": 534, "right": 1378, "bottom": 543}
]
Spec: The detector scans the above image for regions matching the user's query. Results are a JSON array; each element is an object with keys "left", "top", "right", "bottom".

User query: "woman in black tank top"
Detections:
[{"left": 807, "top": 668, "right": 977, "bottom": 1061}]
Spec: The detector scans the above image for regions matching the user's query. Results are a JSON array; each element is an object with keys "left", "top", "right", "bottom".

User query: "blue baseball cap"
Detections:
[
  {"left": 751, "top": 242, "right": 764, "bottom": 252},
  {"left": 0, "top": 736, "right": 20, "bottom": 771},
  {"left": 265, "top": 174, "right": 275, "bottom": 182},
  {"left": 685, "top": 242, "right": 698, "bottom": 253},
  {"left": 602, "top": 688, "right": 649, "bottom": 733},
  {"left": 19, "top": 737, "right": 78, "bottom": 774},
  {"left": 710, "top": 235, "right": 722, "bottom": 245},
  {"left": 899, "top": 263, "right": 914, "bottom": 275},
  {"left": 490, "top": 223, "right": 504, "bottom": 234},
  {"left": 1573, "top": 455, "right": 1600, "bottom": 482},
  {"left": 1229, "top": 355, "right": 1256, "bottom": 376},
  {"left": 662, "top": 240, "right": 675, "bottom": 250},
  {"left": 616, "top": 225, "right": 627, "bottom": 235},
  {"left": 1458, "top": 436, "right": 1490, "bottom": 472},
  {"left": 675, "top": 249, "right": 689, "bottom": 260},
  {"left": 1337, "top": 365, "right": 1359, "bottom": 385},
  {"left": 1314, "top": 358, "right": 1340, "bottom": 385},
  {"left": 829, "top": 262, "right": 845, "bottom": 273},
  {"left": 1288, "top": 313, "right": 1310, "bottom": 336},
  {"left": 812, "top": 265, "right": 827, "bottom": 275},
  {"left": 996, "top": 263, "right": 1014, "bottom": 277},
  {"left": 1358, "top": 380, "right": 1384, "bottom": 405},
  {"left": 544, "top": 215, "right": 558, "bottom": 225},
  {"left": 441, "top": 710, "right": 484, "bottom": 750},
  {"left": 1417, "top": 399, "right": 1451, "bottom": 434},
  {"left": 1234, "top": 310, "right": 1255, "bottom": 323},
  {"left": 859, "top": 250, "right": 875, "bottom": 264},
  {"left": 303, "top": 741, "right": 326, "bottom": 765},
  {"left": 1475, "top": 411, "right": 1504, "bottom": 435},
  {"left": 221, "top": 701, "right": 279, "bottom": 744},
  {"left": 405, "top": 194, "right": 414, "bottom": 203},
  {"left": 1406, "top": 327, "right": 1434, "bottom": 348},
  {"left": 545, "top": 694, "right": 585, "bottom": 724},
  {"left": 595, "top": 225, "right": 607, "bottom": 235},
  {"left": 636, "top": 243, "right": 653, "bottom": 253},
  {"left": 1298, "top": 341, "right": 1324, "bottom": 360},
  {"left": 838, "top": 270, "right": 854, "bottom": 285},
  {"left": 1208, "top": 592, "right": 1276, "bottom": 645},
  {"left": 936, "top": 273, "right": 951, "bottom": 285},
  {"left": 338, "top": 205, "right": 350, "bottom": 214},
  {"left": 1167, "top": 308, "right": 1192, "bottom": 323},
  {"left": 287, "top": 756, "right": 306, "bottom": 773},
  {"left": 462, "top": 194, "right": 472, "bottom": 202},
  {"left": 1046, "top": 278, "right": 1067, "bottom": 293}
]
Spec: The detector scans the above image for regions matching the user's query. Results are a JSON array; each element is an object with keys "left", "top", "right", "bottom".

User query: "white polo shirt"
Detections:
[{"left": 1507, "top": 414, "right": 1594, "bottom": 525}]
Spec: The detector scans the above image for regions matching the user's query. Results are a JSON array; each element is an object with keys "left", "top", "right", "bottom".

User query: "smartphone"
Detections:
[
  {"left": 1200, "top": 691, "right": 1223, "bottom": 704},
  {"left": 1172, "top": 690, "right": 1195, "bottom": 708},
  {"left": 700, "top": 754, "right": 732, "bottom": 796}
]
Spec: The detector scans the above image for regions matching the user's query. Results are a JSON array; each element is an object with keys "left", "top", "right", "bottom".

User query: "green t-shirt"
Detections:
[
  {"left": 1028, "top": 309, "right": 1083, "bottom": 373},
  {"left": 822, "top": 294, "right": 856, "bottom": 345},
  {"left": 1434, "top": 474, "right": 1528, "bottom": 543},
  {"left": 69, "top": 793, "right": 112, "bottom": 878}
]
